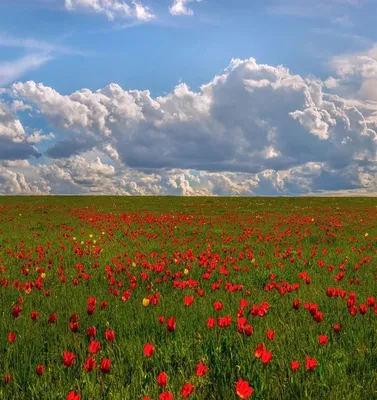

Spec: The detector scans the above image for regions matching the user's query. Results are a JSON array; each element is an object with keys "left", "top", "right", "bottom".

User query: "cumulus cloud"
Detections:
[
  {"left": 65, "top": 0, "right": 155, "bottom": 21},
  {"left": 0, "top": 101, "right": 41, "bottom": 160},
  {"left": 169, "top": 0, "right": 201, "bottom": 16},
  {"left": 3, "top": 52, "right": 377, "bottom": 195}
]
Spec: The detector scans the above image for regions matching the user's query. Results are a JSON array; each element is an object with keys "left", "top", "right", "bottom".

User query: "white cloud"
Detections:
[
  {"left": 6, "top": 53, "right": 377, "bottom": 195},
  {"left": 0, "top": 54, "right": 52, "bottom": 87},
  {"left": 65, "top": 0, "right": 155, "bottom": 21},
  {"left": 0, "top": 33, "right": 87, "bottom": 56},
  {"left": 169, "top": 0, "right": 201, "bottom": 16}
]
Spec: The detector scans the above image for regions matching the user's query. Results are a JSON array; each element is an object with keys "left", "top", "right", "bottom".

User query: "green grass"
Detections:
[{"left": 0, "top": 196, "right": 376, "bottom": 399}]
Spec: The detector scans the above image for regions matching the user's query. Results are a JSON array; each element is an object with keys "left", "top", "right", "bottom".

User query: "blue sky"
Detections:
[{"left": 0, "top": 0, "right": 377, "bottom": 195}]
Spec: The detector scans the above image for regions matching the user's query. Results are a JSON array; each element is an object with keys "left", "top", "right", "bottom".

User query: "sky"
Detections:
[{"left": 0, "top": 0, "right": 377, "bottom": 196}]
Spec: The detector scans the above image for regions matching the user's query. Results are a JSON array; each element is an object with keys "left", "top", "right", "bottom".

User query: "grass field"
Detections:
[{"left": 0, "top": 196, "right": 376, "bottom": 400}]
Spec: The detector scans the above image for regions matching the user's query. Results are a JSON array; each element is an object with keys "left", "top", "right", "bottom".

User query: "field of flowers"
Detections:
[{"left": 0, "top": 196, "right": 376, "bottom": 400}]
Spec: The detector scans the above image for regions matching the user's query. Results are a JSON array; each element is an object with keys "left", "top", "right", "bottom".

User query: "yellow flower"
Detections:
[
  {"left": 73, "top": 237, "right": 76, "bottom": 241},
  {"left": 25, "top": 288, "right": 31, "bottom": 294},
  {"left": 89, "top": 234, "right": 93, "bottom": 238},
  {"left": 41, "top": 273, "right": 46, "bottom": 279},
  {"left": 142, "top": 298, "right": 150, "bottom": 307},
  {"left": 184, "top": 268, "right": 189, "bottom": 275},
  {"left": 81, "top": 241, "right": 84, "bottom": 245},
  {"left": 93, "top": 240, "right": 97, "bottom": 244},
  {"left": 365, "top": 233, "right": 369, "bottom": 238},
  {"left": 251, "top": 258, "right": 255, "bottom": 264},
  {"left": 132, "top": 262, "right": 136, "bottom": 267}
]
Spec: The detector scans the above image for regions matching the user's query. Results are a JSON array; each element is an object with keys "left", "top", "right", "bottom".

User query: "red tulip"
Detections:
[
  {"left": 88, "top": 340, "right": 101, "bottom": 354},
  {"left": 184, "top": 296, "right": 194, "bottom": 306},
  {"left": 69, "top": 322, "right": 79, "bottom": 333},
  {"left": 48, "top": 312, "right": 57, "bottom": 323},
  {"left": 8, "top": 331, "right": 16, "bottom": 343},
  {"left": 12, "top": 305, "right": 22, "bottom": 318},
  {"left": 266, "top": 329, "right": 275, "bottom": 340},
  {"left": 143, "top": 343, "right": 155, "bottom": 357},
  {"left": 261, "top": 350, "right": 272, "bottom": 364},
  {"left": 36, "top": 365, "right": 44, "bottom": 376},
  {"left": 207, "top": 317, "right": 216, "bottom": 328},
  {"left": 167, "top": 316, "right": 176, "bottom": 332},
  {"left": 254, "top": 343, "right": 265, "bottom": 358},
  {"left": 105, "top": 329, "right": 115, "bottom": 342},
  {"left": 318, "top": 335, "right": 328, "bottom": 345},
  {"left": 83, "top": 356, "right": 96, "bottom": 372},
  {"left": 99, "top": 358, "right": 111, "bottom": 373},
  {"left": 305, "top": 356, "right": 318, "bottom": 371},
  {"left": 157, "top": 372, "right": 168, "bottom": 387},
  {"left": 30, "top": 311, "right": 39, "bottom": 321},
  {"left": 235, "top": 378, "right": 254, "bottom": 399},
  {"left": 181, "top": 382, "right": 195, "bottom": 398},
  {"left": 63, "top": 351, "right": 76, "bottom": 368},
  {"left": 196, "top": 362, "right": 209, "bottom": 377},
  {"left": 66, "top": 391, "right": 81, "bottom": 400},
  {"left": 87, "top": 326, "right": 97, "bottom": 338},
  {"left": 291, "top": 361, "right": 300, "bottom": 371},
  {"left": 159, "top": 392, "right": 173, "bottom": 400}
]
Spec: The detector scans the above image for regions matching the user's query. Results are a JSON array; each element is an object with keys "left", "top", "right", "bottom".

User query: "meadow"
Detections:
[{"left": 0, "top": 196, "right": 376, "bottom": 400}]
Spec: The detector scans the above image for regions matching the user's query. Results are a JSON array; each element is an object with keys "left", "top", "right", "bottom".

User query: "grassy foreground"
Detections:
[{"left": 0, "top": 196, "right": 376, "bottom": 399}]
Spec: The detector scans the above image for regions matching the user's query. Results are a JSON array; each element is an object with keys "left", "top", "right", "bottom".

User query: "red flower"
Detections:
[
  {"left": 70, "top": 313, "right": 79, "bottom": 322},
  {"left": 12, "top": 305, "right": 22, "bottom": 318},
  {"left": 100, "top": 301, "right": 108, "bottom": 310},
  {"left": 99, "top": 358, "right": 111, "bottom": 373},
  {"left": 167, "top": 316, "right": 176, "bottom": 332},
  {"left": 4, "top": 374, "right": 11, "bottom": 384},
  {"left": 48, "top": 312, "right": 57, "bottom": 323},
  {"left": 207, "top": 317, "right": 216, "bottom": 328},
  {"left": 313, "top": 311, "right": 323, "bottom": 323},
  {"left": 213, "top": 301, "right": 224, "bottom": 311},
  {"left": 261, "top": 350, "right": 272, "bottom": 364},
  {"left": 83, "top": 356, "right": 96, "bottom": 372},
  {"left": 87, "top": 326, "right": 97, "bottom": 338},
  {"left": 143, "top": 343, "right": 155, "bottom": 357},
  {"left": 196, "top": 362, "right": 209, "bottom": 377},
  {"left": 266, "top": 329, "right": 275, "bottom": 341},
  {"left": 88, "top": 340, "right": 101, "bottom": 354},
  {"left": 8, "top": 331, "right": 16, "bottom": 343},
  {"left": 69, "top": 322, "right": 79, "bottom": 333},
  {"left": 235, "top": 378, "right": 254, "bottom": 399},
  {"left": 30, "top": 311, "right": 39, "bottom": 321},
  {"left": 333, "top": 324, "right": 341, "bottom": 333},
  {"left": 36, "top": 365, "right": 44, "bottom": 376},
  {"left": 105, "top": 329, "right": 115, "bottom": 342},
  {"left": 244, "top": 325, "right": 253, "bottom": 336},
  {"left": 181, "top": 382, "right": 195, "bottom": 398},
  {"left": 158, "top": 316, "right": 165, "bottom": 324},
  {"left": 292, "top": 298, "right": 300, "bottom": 310},
  {"left": 305, "top": 356, "right": 318, "bottom": 371},
  {"left": 318, "top": 335, "right": 328, "bottom": 345},
  {"left": 159, "top": 392, "right": 173, "bottom": 400},
  {"left": 184, "top": 296, "right": 194, "bottom": 306},
  {"left": 157, "top": 372, "right": 168, "bottom": 387},
  {"left": 291, "top": 361, "right": 300, "bottom": 371},
  {"left": 66, "top": 391, "right": 81, "bottom": 400},
  {"left": 254, "top": 343, "right": 265, "bottom": 359},
  {"left": 63, "top": 351, "right": 76, "bottom": 368}
]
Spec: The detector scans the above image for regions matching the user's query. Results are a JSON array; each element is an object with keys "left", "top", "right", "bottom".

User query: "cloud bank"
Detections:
[{"left": 1, "top": 49, "right": 377, "bottom": 195}]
